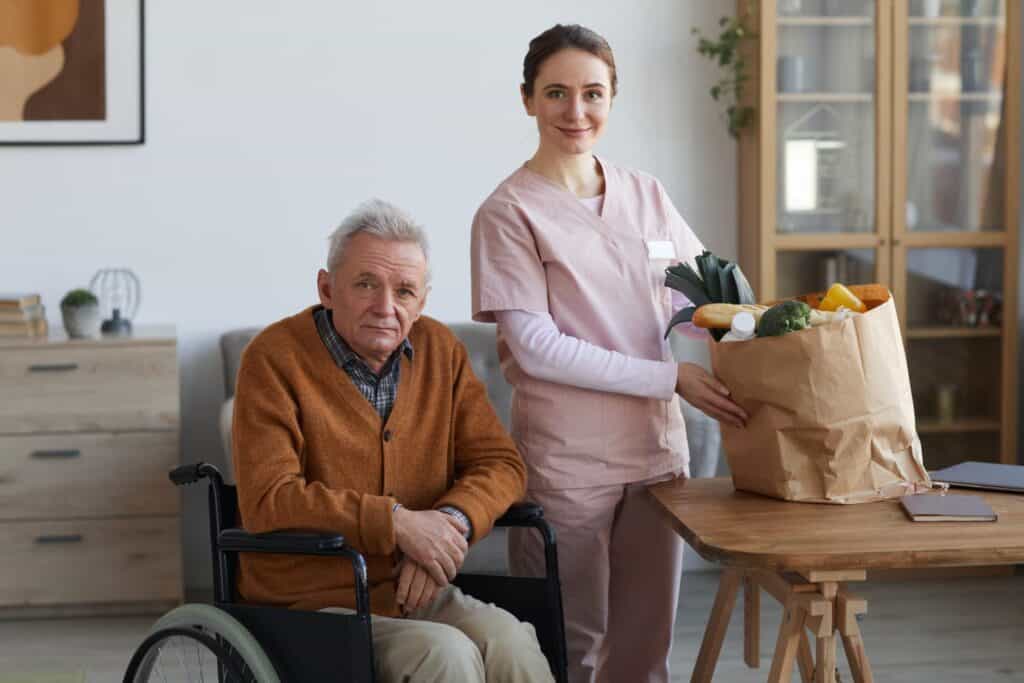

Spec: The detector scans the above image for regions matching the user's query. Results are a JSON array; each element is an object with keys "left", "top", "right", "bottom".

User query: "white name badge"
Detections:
[{"left": 646, "top": 240, "right": 677, "bottom": 260}]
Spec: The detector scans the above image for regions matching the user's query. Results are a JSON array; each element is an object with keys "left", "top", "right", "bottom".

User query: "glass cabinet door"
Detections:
[
  {"left": 903, "top": 0, "right": 1008, "bottom": 233},
  {"left": 774, "top": 248, "right": 877, "bottom": 298},
  {"left": 774, "top": 0, "right": 877, "bottom": 234},
  {"left": 896, "top": 0, "right": 1012, "bottom": 467}
]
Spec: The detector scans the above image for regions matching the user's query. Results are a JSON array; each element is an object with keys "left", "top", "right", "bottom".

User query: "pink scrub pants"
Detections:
[{"left": 508, "top": 471, "right": 685, "bottom": 683}]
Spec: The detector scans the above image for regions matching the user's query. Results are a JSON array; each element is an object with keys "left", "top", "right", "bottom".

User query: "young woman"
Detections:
[{"left": 470, "top": 24, "right": 747, "bottom": 683}]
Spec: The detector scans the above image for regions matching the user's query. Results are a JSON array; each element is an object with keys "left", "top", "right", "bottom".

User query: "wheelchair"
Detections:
[{"left": 124, "top": 462, "right": 568, "bottom": 682}]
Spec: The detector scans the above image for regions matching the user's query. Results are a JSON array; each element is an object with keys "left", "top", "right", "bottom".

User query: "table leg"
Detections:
[
  {"left": 691, "top": 569, "right": 741, "bottom": 683},
  {"left": 814, "top": 629, "right": 837, "bottom": 683},
  {"left": 767, "top": 603, "right": 806, "bottom": 683},
  {"left": 744, "top": 574, "right": 760, "bottom": 668},
  {"left": 837, "top": 591, "right": 874, "bottom": 683},
  {"left": 797, "top": 629, "right": 815, "bottom": 683}
]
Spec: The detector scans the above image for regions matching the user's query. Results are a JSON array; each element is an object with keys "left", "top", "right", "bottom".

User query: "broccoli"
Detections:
[{"left": 756, "top": 300, "right": 812, "bottom": 337}]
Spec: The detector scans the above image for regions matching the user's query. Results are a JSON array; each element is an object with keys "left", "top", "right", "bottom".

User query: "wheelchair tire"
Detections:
[
  {"left": 125, "top": 603, "right": 281, "bottom": 683},
  {"left": 124, "top": 626, "right": 255, "bottom": 681}
]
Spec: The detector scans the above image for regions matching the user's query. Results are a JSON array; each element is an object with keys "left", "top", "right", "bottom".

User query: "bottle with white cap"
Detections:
[{"left": 720, "top": 311, "right": 756, "bottom": 343}]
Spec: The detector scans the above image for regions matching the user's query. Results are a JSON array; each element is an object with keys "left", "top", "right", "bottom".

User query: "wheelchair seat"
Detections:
[{"left": 124, "top": 462, "right": 568, "bottom": 683}]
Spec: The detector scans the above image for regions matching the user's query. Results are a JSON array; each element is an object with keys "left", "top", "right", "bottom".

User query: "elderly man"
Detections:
[{"left": 232, "top": 199, "right": 553, "bottom": 682}]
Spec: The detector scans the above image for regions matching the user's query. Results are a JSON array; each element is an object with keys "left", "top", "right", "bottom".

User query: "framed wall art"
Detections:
[{"left": 0, "top": 0, "right": 145, "bottom": 145}]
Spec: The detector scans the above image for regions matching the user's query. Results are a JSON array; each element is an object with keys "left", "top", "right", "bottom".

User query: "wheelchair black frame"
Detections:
[{"left": 168, "top": 462, "right": 568, "bottom": 683}]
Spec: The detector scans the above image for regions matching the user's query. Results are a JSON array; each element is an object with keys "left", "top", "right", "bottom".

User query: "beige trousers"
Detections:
[
  {"left": 324, "top": 585, "right": 554, "bottom": 683},
  {"left": 509, "top": 472, "right": 686, "bottom": 683}
]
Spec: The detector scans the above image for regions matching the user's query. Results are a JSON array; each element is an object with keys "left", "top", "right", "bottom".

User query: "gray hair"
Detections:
[{"left": 326, "top": 199, "right": 431, "bottom": 281}]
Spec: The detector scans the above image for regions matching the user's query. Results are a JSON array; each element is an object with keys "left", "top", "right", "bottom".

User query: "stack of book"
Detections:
[{"left": 0, "top": 293, "right": 48, "bottom": 338}]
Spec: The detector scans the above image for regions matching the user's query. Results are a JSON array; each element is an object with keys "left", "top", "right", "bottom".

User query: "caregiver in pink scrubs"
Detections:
[{"left": 470, "top": 24, "right": 748, "bottom": 683}]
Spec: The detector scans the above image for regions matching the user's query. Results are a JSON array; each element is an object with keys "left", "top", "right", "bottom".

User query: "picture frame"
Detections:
[{"left": 0, "top": 0, "right": 145, "bottom": 146}]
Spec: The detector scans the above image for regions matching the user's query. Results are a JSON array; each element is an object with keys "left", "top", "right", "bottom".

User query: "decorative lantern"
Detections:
[{"left": 89, "top": 268, "right": 141, "bottom": 335}]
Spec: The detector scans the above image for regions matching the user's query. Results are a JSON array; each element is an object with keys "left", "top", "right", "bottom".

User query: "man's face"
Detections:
[{"left": 317, "top": 232, "right": 429, "bottom": 372}]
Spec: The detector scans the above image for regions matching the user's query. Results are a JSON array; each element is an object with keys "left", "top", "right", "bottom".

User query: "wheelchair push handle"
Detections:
[{"left": 169, "top": 462, "right": 223, "bottom": 487}]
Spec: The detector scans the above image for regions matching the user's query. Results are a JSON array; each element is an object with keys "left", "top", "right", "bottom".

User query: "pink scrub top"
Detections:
[{"left": 471, "top": 157, "right": 706, "bottom": 490}]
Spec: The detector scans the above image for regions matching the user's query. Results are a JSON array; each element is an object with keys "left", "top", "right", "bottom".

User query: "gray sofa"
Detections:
[{"left": 217, "top": 321, "right": 722, "bottom": 572}]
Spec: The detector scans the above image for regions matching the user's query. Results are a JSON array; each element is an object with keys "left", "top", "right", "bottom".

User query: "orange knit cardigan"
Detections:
[{"left": 232, "top": 307, "right": 526, "bottom": 614}]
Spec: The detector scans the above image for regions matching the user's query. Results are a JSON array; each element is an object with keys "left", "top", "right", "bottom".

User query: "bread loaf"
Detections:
[{"left": 692, "top": 304, "right": 768, "bottom": 329}]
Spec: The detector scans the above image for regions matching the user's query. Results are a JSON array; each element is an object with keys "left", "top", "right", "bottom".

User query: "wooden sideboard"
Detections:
[{"left": 0, "top": 326, "right": 182, "bottom": 617}]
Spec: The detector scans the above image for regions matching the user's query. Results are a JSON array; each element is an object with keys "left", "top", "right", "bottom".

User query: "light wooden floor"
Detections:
[{"left": 1, "top": 571, "right": 1022, "bottom": 681}]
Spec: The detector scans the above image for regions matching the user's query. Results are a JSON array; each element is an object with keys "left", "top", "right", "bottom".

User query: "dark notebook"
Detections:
[
  {"left": 900, "top": 494, "right": 997, "bottom": 523},
  {"left": 929, "top": 461, "right": 1024, "bottom": 494}
]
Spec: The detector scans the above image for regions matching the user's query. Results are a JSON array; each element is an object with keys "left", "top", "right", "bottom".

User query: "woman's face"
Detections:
[{"left": 523, "top": 48, "right": 612, "bottom": 157}]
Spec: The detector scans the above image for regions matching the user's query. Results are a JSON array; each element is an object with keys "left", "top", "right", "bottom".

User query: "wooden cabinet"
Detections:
[
  {"left": 0, "top": 327, "right": 182, "bottom": 616},
  {"left": 738, "top": 0, "right": 1019, "bottom": 469}
]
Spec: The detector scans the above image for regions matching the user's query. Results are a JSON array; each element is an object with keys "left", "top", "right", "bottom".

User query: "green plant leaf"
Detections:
[
  {"left": 61, "top": 288, "right": 98, "bottom": 307},
  {"left": 663, "top": 305, "right": 696, "bottom": 339},
  {"left": 719, "top": 261, "right": 740, "bottom": 305},
  {"left": 664, "top": 263, "right": 711, "bottom": 307},
  {"left": 691, "top": 9, "right": 756, "bottom": 138},
  {"left": 731, "top": 263, "right": 757, "bottom": 304},
  {"left": 697, "top": 252, "right": 723, "bottom": 303}
]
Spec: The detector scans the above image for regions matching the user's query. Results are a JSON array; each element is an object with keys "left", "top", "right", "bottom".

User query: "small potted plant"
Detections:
[{"left": 60, "top": 288, "right": 102, "bottom": 338}]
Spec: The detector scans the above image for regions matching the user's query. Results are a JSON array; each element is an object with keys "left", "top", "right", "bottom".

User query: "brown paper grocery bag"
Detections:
[{"left": 710, "top": 295, "right": 930, "bottom": 504}]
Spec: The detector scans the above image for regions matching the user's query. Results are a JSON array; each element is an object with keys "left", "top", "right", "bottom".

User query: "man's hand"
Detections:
[
  {"left": 395, "top": 559, "right": 443, "bottom": 614},
  {"left": 393, "top": 508, "right": 469, "bottom": 586},
  {"left": 676, "top": 362, "right": 748, "bottom": 428}
]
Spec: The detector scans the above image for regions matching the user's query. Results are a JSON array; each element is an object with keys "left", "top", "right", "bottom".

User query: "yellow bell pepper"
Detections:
[{"left": 819, "top": 283, "right": 867, "bottom": 313}]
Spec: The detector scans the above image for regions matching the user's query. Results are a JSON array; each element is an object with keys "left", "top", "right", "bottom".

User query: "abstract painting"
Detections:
[{"left": 0, "top": 0, "right": 143, "bottom": 144}]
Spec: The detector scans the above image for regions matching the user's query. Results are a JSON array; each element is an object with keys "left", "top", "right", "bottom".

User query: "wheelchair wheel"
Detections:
[
  {"left": 124, "top": 603, "right": 280, "bottom": 683},
  {"left": 124, "top": 627, "right": 256, "bottom": 681}
]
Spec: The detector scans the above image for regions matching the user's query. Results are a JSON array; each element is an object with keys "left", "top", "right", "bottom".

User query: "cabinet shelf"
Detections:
[
  {"left": 777, "top": 93, "right": 873, "bottom": 103},
  {"left": 908, "top": 17, "right": 1005, "bottom": 27},
  {"left": 906, "top": 327, "right": 1002, "bottom": 340},
  {"left": 908, "top": 92, "right": 1003, "bottom": 102},
  {"left": 778, "top": 17, "right": 873, "bottom": 26},
  {"left": 917, "top": 418, "right": 1001, "bottom": 434}
]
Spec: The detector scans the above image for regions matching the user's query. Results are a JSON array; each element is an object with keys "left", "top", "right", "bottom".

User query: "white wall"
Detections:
[{"left": 0, "top": 1, "right": 737, "bottom": 590}]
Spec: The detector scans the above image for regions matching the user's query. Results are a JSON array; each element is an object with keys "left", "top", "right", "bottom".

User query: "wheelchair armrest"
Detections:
[
  {"left": 219, "top": 528, "right": 349, "bottom": 555},
  {"left": 495, "top": 501, "right": 544, "bottom": 527},
  {"left": 217, "top": 528, "right": 372, "bottom": 619}
]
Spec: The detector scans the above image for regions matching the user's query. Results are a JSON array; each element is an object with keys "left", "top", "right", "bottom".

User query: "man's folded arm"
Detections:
[
  {"left": 232, "top": 346, "right": 397, "bottom": 556},
  {"left": 432, "top": 341, "right": 527, "bottom": 544}
]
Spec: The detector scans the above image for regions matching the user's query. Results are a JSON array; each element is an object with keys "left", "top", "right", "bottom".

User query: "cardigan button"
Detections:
[{"left": 383, "top": 430, "right": 392, "bottom": 442}]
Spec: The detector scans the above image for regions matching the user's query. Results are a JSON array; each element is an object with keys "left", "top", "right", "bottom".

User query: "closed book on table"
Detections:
[{"left": 900, "top": 494, "right": 997, "bottom": 522}]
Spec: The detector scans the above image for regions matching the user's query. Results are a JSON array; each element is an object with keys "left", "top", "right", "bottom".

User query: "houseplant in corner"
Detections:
[
  {"left": 60, "top": 288, "right": 102, "bottom": 338},
  {"left": 692, "top": 3, "right": 757, "bottom": 139}
]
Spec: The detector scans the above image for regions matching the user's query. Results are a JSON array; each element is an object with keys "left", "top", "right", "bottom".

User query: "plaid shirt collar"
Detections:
[{"left": 314, "top": 307, "right": 414, "bottom": 376}]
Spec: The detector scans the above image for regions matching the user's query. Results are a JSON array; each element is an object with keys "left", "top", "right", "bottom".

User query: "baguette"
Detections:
[
  {"left": 692, "top": 303, "right": 768, "bottom": 329},
  {"left": 693, "top": 303, "right": 854, "bottom": 329}
]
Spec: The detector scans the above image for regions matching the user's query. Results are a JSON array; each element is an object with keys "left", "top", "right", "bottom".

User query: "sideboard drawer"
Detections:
[
  {"left": 0, "top": 517, "right": 183, "bottom": 607},
  {"left": 0, "top": 345, "right": 179, "bottom": 433},
  {"left": 0, "top": 432, "right": 179, "bottom": 520}
]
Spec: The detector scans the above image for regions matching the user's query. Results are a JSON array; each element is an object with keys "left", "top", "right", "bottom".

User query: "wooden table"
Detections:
[{"left": 648, "top": 477, "right": 1024, "bottom": 683}]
